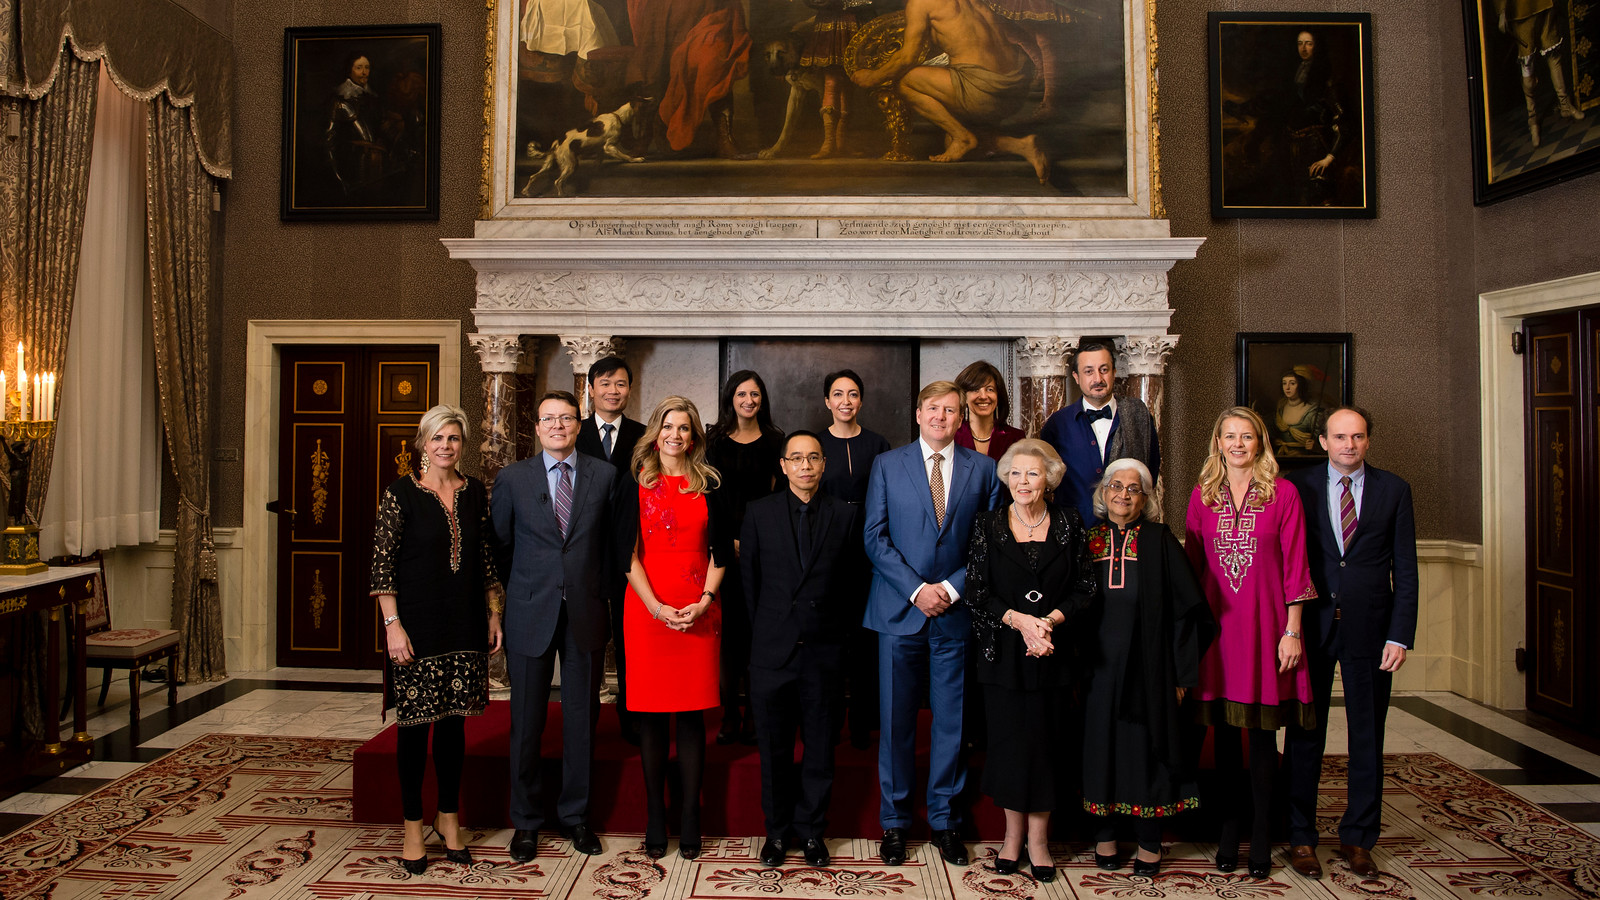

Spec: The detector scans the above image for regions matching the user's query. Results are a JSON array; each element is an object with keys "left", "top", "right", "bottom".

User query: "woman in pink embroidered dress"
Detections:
[{"left": 1184, "top": 406, "right": 1315, "bottom": 880}]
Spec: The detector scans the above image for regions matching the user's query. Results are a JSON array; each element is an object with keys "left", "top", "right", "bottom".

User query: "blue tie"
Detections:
[
  {"left": 554, "top": 462, "right": 573, "bottom": 537},
  {"left": 601, "top": 423, "right": 614, "bottom": 459},
  {"left": 1084, "top": 405, "right": 1113, "bottom": 423}
]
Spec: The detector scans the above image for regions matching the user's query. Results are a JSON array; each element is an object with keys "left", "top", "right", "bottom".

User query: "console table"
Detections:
[{"left": 0, "top": 567, "right": 94, "bottom": 784}]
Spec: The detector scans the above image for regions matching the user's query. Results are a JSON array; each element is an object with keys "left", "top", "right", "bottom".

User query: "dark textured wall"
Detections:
[
  {"left": 215, "top": 0, "right": 1599, "bottom": 541},
  {"left": 217, "top": 0, "right": 487, "bottom": 526},
  {"left": 1157, "top": 0, "right": 1486, "bottom": 542}
]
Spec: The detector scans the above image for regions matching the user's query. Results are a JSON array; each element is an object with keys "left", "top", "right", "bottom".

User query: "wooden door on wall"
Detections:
[
  {"left": 1523, "top": 309, "right": 1598, "bottom": 728},
  {"left": 275, "top": 345, "right": 438, "bottom": 669}
]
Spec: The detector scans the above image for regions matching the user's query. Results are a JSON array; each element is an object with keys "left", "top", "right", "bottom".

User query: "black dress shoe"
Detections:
[
  {"left": 760, "top": 837, "right": 787, "bottom": 867},
  {"left": 1132, "top": 857, "right": 1160, "bottom": 876},
  {"left": 932, "top": 829, "right": 969, "bottom": 866},
  {"left": 644, "top": 840, "right": 667, "bottom": 859},
  {"left": 880, "top": 828, "right": 907, "bottom": 866},
  {"left": 508, "top": 829, "right": 538, "bottom": 863},
  {"left": 994, "top": 856, "right": 1018, "bottom": 875},
  {"left": 679, "top": 840, "right": 702, "bottom": 860},
  {"left": 802, "top": 838, "right": 830, "bottom": 867},
  {"left": 1215, "top": 853, "right": 1238, "bottom": 872},
  {"left": 1248, "top": 858, "right": 1271, "bottom": 879},
  {"left": 1028, "top": 849, "right": 1055, "bottom": 883},
  {"left": 1096, "top": 851, "right": 1122, "bottom": 870},
  {"left": 400, "top": 854, "right": 429, "bottom": 875},
  {"left": 561, "top": 823, "right": 602, "bottom": 856}
]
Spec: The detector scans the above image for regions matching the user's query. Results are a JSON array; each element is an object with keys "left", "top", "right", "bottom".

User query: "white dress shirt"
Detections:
[{"left": 1084, "top": 396, "right": 1117, "bottom": 460}]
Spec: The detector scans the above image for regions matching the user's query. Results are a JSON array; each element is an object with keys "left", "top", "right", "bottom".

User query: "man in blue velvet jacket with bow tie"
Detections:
[{"left": 1039, "top": 342, "right": 1160, "bottom": 524}]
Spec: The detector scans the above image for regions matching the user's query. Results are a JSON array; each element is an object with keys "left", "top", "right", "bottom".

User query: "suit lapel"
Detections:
[
  {"left": 904, "top": 447, "right": 940, "bottom": 531},
  {"left": 942, "top": 448, "right": 973, "bottom": 532},
  {"left": 1346, "top": 467, "right": 1383, "bottom": 551},
  {"left": 1304, "top": 471, "right": 1340, "bottom": 558},
  {"left": 563, "top": 458, "right": 595, "bottom": 545}
]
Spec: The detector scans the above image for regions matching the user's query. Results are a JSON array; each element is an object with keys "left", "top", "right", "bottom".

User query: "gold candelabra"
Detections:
[{"left": 0, "top": 418, "right": 54, "bottom": 575}]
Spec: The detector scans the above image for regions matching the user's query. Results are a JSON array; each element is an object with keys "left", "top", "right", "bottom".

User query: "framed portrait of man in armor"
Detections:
[
  {"left": 280, "top": 24, "right": 442, "bottom": 221},
  {"left": 1207, "top": 12, "right": 1377, "bottom": 219},
  {"left": 1462, "top": 0, "right": 1600, "bottom": 204}
]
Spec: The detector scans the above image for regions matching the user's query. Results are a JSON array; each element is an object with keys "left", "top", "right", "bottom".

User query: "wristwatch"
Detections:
[{"left": 383, "top": 614, "right": 401, "bottom": 627}]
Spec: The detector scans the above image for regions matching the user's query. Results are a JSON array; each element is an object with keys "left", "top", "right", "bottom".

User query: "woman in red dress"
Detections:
[{"left": 621, "top": 395, "right": 730, "bottom": 860}]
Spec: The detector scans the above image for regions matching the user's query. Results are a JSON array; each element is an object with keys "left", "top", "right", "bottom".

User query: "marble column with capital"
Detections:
[
  {"left": 468, "top": 333, "right": 527, "bottom": 488},
  {"left": 1113, "top": 334, "right": 1180, "bottom": 434},
  {"left": 560, "top": 335, "right": 622, "bottom": 417},
  {"left": 1014, "top": 336, "right": 1078, "bottom": 437}
]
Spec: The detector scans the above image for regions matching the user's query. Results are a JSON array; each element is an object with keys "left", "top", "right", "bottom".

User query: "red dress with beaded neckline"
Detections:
[{"left": 623, "top": 474, "right": 721, "bottom": 712}]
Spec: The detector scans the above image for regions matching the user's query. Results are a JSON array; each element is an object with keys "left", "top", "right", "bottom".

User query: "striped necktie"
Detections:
[
  {"left": 555, "top": 461, "right": 573, "bottom": 537},
  {"left": 1339, "top": 475, "right": 1357, "bottom": 552}
]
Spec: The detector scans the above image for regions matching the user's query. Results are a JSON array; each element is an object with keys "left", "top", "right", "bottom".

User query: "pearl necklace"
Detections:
[{"left": 1012, "top": 505, "right": 1048, "bottom": 538}]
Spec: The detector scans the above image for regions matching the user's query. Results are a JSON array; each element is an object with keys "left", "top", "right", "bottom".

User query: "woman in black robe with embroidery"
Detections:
[
  {"left": 371, "top": 405, "right": 503, "bottom": 875},
  {"left": 1081, "top": 458, "right": 1216, "bottom": 876},
  {"left": 967, "top": 438, "right": 1097, "bottom": 884}
]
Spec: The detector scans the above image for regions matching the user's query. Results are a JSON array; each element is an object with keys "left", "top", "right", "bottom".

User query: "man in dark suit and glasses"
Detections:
[
  {"left": 492, "top": 391, "right": 619, "bottom": 861},
  {"left": 740, "top": 430, "right": 863, "bottom": 869},
  {"left": 863, "top": 380, "right": 1004, "bottom": 868},
  {"left": 1284, "top": 406, "right": 1418, "bottom": 879},
  {"left": 574, "top": 355, "right": 646, "bottom": 742}
]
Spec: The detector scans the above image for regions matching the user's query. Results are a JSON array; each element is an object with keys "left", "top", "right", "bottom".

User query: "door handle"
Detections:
[{"left": 266, "top": 500, "right": 297, "bottom": 518}]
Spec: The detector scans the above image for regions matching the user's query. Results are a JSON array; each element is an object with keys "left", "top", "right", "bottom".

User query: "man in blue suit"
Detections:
[
  {"left": 863, "top": 380, "right": 1003, "bottom": 867},
  {"left": 1284, "top": 406, "right": 1417, "bottom": 879},
  {"left": 492, "top": 391, "right": 619, "bottom": 862},
  {"left": 1039, "top": 342, "right": 1160, "bottom": 525}
]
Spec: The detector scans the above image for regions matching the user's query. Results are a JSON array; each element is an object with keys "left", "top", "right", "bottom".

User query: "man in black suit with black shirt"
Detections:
[
  {"left": 574, "top": 355, "right": 647, "bottom": 742},
  {"left": 1284, "top": 406, "right": 1418, "bottom": 880},
  {"left": 740, "top": 430, "right": 863, "bottom": 869}
]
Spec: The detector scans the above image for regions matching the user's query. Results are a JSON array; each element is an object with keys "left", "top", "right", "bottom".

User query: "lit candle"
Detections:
[
  {"left": 1, "top": 371, "right": 7, "bottom": 421},
  {"left": 41, "top": 373, "right": 49, "bottom": 421},
  {"left": 32, "top": 374, "right": 39, "bottom": 421},
  {"left": 16, "top": 343, "right": 24, "bottom": 422},
  {"left": 46, "top": 373, "right": 55, "bottom": 421}
]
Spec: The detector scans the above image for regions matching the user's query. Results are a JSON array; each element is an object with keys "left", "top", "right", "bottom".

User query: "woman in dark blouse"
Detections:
[
  {"left": 966, "top": 438, "right": 1097, "bottom": 884},
  {"left": 815, "top": 369, "right": 891, "bottom": 746},
  {"left": 370, "top": 405, "right": 503, "bottom": 875},
  {"left": 705, "top": 369, "right": 784, "bottom": 744},
  {"left": 1082, "top": 458, "right": 1215, "bottom": 876}
]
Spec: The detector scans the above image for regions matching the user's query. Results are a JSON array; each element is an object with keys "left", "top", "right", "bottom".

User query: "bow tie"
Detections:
[{"left": 1083, "top": 405, "right": 1113, "bottom": 423}]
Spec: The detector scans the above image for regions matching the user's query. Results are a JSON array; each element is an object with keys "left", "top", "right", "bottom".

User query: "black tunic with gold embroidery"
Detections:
[{"left": 370, "top": 474, "right": 500, "bottom": 725}]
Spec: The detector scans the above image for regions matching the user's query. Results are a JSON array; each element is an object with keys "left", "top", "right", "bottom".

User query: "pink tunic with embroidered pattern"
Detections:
[{"left": 1184, "top": 480, "right": 1316, "bottom": 716}]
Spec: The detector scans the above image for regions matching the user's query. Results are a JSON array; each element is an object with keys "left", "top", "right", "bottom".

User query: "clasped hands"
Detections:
[
  {"left": 656, "top": 598, "right": 712, "bottom": 633},
  {"left": 1011, "top": 611, "right": 1055, "bottom": 658},
  {"left": 912, "top": 583, "right": 955, "bottom": 617}
]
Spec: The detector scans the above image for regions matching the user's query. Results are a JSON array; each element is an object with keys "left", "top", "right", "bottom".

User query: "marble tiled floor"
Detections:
[{"left": 4, "top": 671, "right": 1600, "bottom": 843}]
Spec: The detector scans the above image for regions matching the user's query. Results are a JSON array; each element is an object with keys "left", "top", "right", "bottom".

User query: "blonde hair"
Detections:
[
  {"left": 414, "top": 404, "right": 471, "bottom": 452},
  {"left": 633, "top": 395, "right": 722, "bottom": 494},
  {"left": 1197, "top": 406, "right": 1278, "bottom": 508},
  {"left": 1094, "top": 458, "right": 1163, "bottom": 523},
  {"left": 996, "top": 438, "right": 1066, "bottom": 490},
  {"left": 917, "top": 380, "right": 962, "bottom": 407}
]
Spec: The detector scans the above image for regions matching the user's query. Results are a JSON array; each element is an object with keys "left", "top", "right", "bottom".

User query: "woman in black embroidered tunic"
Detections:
[
  {"left": 370, "top": 405, "right": 503, "bottom": 875},
  {"left": 966, "top": 439, "right": 1097, "bottom": 884},
  {"left": 1081, "top": 459, "right": 1215, "bottom": 876}
]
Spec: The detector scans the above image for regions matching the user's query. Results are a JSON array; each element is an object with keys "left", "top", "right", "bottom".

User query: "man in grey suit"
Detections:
[{"left": 492, "top": 390, "right": 618, "bottom": 861}]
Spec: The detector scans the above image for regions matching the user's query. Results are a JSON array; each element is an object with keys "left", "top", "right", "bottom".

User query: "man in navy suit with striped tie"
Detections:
[{"left": 1284, "top": 406, "right": 1418, "bottom": 879}]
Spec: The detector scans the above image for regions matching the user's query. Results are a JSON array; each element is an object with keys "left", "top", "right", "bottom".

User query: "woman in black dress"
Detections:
[
  {"left": 1082, "top": 458, "right": 1215, "bottom": 876},
  {"left": 705, "top": 369, "right": 784, "bottom": 744},
  {"left": 371, "top": 405, "right": 503, "bottom": 875},
  {"left": 816, "top": 369, "right": 891, "bottom": 747},
  {"left": 967, "top": 438, "right": 1097, "bottom": 883}
]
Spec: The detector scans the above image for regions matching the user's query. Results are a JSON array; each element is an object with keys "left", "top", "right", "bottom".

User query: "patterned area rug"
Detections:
[{"left": 1, "top": 735, "right": 1597, "bottom": 899}]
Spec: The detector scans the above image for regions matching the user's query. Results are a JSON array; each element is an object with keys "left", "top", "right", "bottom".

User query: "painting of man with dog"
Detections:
[{"left": 509, "top": 0, "right": 1128, "bottom": 199}]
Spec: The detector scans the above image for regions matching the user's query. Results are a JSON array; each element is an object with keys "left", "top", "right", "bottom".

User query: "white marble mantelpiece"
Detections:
[{"left": 442, "top": 235, "right": 1204, "bottom": 338}]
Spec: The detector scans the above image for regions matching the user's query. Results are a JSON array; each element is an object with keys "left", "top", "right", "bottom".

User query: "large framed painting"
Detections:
[
  {"left": 1207, "top": 12, "right": 1377, "bottom": 219},
  {"left": 1236, "top": 332, "right": 1351, "bottom": 467},
  {"left": 281, "top": 24, "right": 442, "bottom": 221},
  {"left": 482, "top": 0, "right": 1160, "bottom": 224},
  {"left": 1462, "top": 0, "right": 1600, "bottom": 204}
]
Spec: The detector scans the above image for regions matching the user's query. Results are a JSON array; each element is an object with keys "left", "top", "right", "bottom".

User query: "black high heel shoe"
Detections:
[
  {"left": 1028, "top": 849, "right": 1055, "bottom": 884},
  {"left": 1095, "top": 850, "right": 1123, "bottom": 871},
  {"left": 645, "top": 818, "right": 668, "bottom": 859},
  {"left": 1133, "top": 854, "right": 1161, "bottom": 876},
  {"left": 400, "top": 855, "right": 429, "bottom": 875},
  {"left": 1247, "top": 855, "right": 1272, "bottom": 879},
  {"left": 431, "top": 824, "right": 473, "bottom": 865},
  {"left": 994, "top": 856, "right": 1018, "bottom": 875}
]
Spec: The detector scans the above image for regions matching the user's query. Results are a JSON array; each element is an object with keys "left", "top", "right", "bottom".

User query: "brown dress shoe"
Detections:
[
  {"left": 1289, "top": 845, "right": 1322, "bottom": 878},
  {"left": 1340, "top": 845, "right": 1378, "bottom": 877}
]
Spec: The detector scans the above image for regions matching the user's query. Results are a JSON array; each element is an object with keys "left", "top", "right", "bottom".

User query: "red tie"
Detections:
[{"left": 1339, "top": 475, "right": 1357, "bottom": 552}]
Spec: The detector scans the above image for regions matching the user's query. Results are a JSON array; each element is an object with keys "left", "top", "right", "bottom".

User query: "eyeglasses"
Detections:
[
  {"left": 783, "top": 453, "right": 823, "bottom": 465},
  {"left": 537, "top": 415, "right": 578, "bottom": 426},
  {"left": 1106, "top": 482, "right": 1145, "bottom": 496}
]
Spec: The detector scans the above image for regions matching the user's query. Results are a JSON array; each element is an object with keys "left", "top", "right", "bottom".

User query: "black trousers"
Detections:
[
  {"left": 396, "top": 716, "right": 465, "bottom": 821},
  {"left": 749, "top": 642, "right": 843, "bottom": 840},
  {"left": 507, "top": 610, "right": 604, "bottom": 831},
  {"left": 1285, "top": 623, "right": 1393, "bottom": 848}
]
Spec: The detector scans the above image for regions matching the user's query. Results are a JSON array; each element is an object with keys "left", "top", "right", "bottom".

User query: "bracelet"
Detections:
[
  {"left": 382, "top": 614, "right": 400, "bottom": 627},
  {"left": 1002, "top": 610, "right": 1013, "bottom": 628},
  {"left": 701, "top": 591, "right": 715, "bottom": 602},
  {"left": 1282, "top": 629, "right": 1301, "bottom": 639},
  {"left": 652, "top": 604, "right": 664, "bottom": 621}
]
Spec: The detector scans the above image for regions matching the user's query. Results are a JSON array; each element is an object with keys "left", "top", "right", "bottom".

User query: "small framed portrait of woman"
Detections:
[{"left": 1235, "top": 332, "right": 1352, "bottom": 466}]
